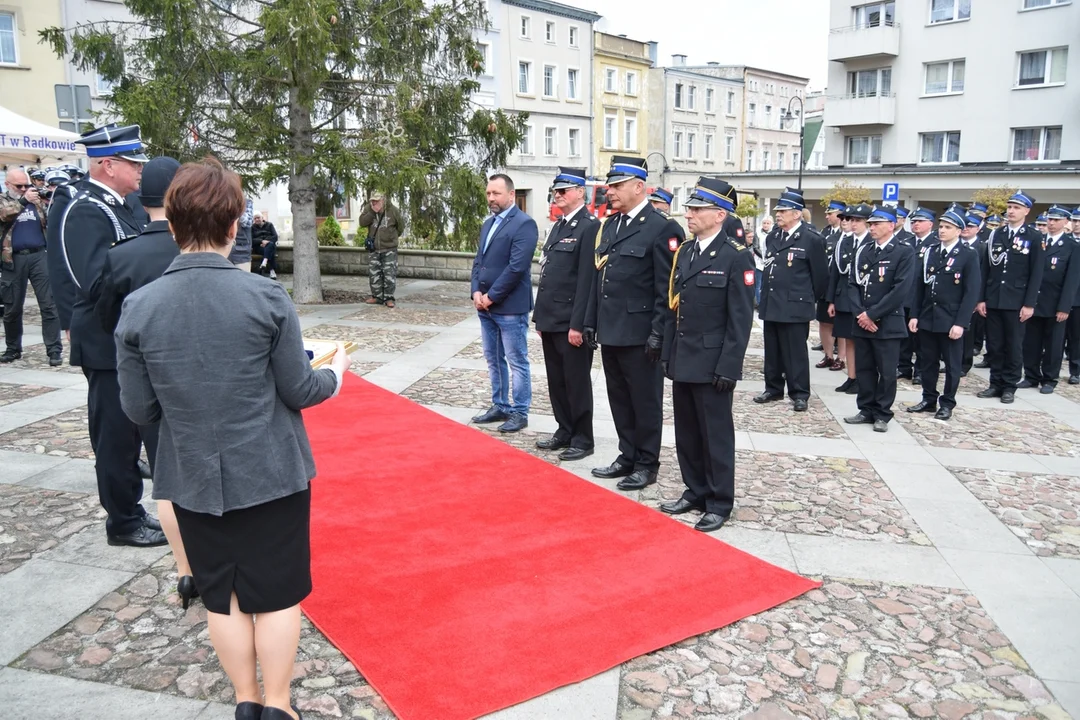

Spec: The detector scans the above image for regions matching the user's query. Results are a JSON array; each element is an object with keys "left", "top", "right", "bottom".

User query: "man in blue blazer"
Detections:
[{"left": 470, "top": 174, "right": 539, "bottom": 433}]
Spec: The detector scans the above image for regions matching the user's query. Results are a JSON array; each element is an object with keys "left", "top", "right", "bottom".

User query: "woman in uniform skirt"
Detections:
[{"left": 115, "top": 158, "right": 350, "bottom": 720}]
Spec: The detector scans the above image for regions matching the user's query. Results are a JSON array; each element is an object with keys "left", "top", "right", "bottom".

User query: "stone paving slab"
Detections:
[
  {"left": 0, "top": 406, "right": 94, "bottom": 459},
  {"left": 302, "top": 324, "right": 437, "bottom": 354},
  {"left": 348, "top": 362, "right": 386, "bottom": 378},
  {"left": 341, "top": 305, "right": 472, "bottom": 326},
  {"left": 401, "top": 367, "right": 553, "bottom": 415},
  {"left": 0, "top": 381, "right": 54, "bottom": 407},
  {"left": 0, "top": 343, "right": 83, "bottom": 375},
  {"left": 0, "top": 484, "right": 104, "bottom": 575},
  {"left": 396, "top": 283, "right": 475, "bottom": 308},
  {"left": 732, "top": 392, "right": 846, "bottom": 439},
  {"left": 895, "top": 405, "right": 1080, "bottom": 457}
]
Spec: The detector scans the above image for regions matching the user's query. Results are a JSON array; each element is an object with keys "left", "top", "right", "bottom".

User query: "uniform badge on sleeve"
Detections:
[
  {"left": 743, "top": 269, "right": 755, "bottom": 286},
  {"left": 668, "top": 238, "right": 679, "bottom": 252},
  {"left": 104, "top": 195, "right": 117, "bottom": 206},
  {"left": 736, "top": 228, "right": 743, "bottom": 238}
]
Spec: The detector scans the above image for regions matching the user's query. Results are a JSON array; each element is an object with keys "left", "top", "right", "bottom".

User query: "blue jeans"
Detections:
[{"left": 478, "top": 311, "right": 531, "bottom": 416}]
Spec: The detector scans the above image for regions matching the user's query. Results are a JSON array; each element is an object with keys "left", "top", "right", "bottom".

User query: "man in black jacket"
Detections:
[
  {"left": 906, "top": 209, "right": 981, "bottom": 420},
  {"left": 828, "top": 204, "right": 873, "bottom": 394},
  {"left": 960, "top": 213, "right": 987, "bottom": 375},
  {"left": 533, "top": 168, "right": 601, "bottom": 461},
  {"left": 898, "top": 207, "right": 938, "bottom": 383},
  {"left": 815, "top": 201, "right": 846, "bottom": 371},
  {"left": 1066, "top": 207, "right": 1080, "bottom": 385},
  {"left": 252, "top": 214, "right": 279, "bottom": 279}
]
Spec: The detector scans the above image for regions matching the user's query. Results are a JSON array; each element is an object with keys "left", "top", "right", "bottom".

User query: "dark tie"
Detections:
[
  {"left": 689, "top": 240, "right": 699, "bottom": 263},
  {"left": 781, "top": 230, "right": 789, "bottom": 244},
  {"left": 941, "top": 246, "right": 948, "bottom": 261},
  {"left": 617, "top": 214, "right": 628, "bottom": 235}
]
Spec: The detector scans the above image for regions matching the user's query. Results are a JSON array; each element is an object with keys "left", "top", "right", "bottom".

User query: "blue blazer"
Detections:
[{"left": 471, "top": 206, "right": 539, "bottom": 315}]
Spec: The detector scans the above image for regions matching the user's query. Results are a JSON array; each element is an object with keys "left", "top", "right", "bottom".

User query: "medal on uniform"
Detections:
[
  {"left": 1052, "top": 257, "right": 1058, "bottom": 269},
  {"left": 787, "top": 252, "right": 793, "bottom": 267},
  {"left": 879, "top": 266, "right": 885, "bottom": 282},
  {"left": 946, "top": 257, "right": 954, "bottom": 270},
  {"left": 955, "top": 273, "right": 961, "bottom": 284}
]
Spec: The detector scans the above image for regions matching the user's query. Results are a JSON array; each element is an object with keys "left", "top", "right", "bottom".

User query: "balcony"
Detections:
[
  {"left": 828, "top": 22, "right": 900, "bottom": 62},
  {"left": 825, "top": 93, "right": 896, "bottom": 127}
]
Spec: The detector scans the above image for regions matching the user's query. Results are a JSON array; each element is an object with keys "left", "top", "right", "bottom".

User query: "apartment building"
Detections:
[
  {"left": 646, "top": 57, "right": 744, "bottom": 215},
  {"left": 593, "top": 31, "right": 656, "bottom": 178},
  {"left": 0, "top": 0, "right": 67, "bottom": 129}
]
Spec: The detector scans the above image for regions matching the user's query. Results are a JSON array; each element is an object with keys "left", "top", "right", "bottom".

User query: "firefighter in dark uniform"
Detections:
[
  {"left": 905, "top": 208, "right": 981, "bottom": 420},
  {"left": 892, "top": 206, "right": 915, "bottom": 248},
  {"left": 960, "top": 213, "right": 987, "bottom": 375},
  {"left": 1067, "top": 207, "right": 1080, "bottom": 385},
  {"left": 533, "top": 167, "right": 601, "bottom": 461},
  {"left": 815, "top": 200, "right": 846, "bottom": 371},
  {"left": 584, "top": 156, "right": 676, "bottom": 491},
  {"left": 1035, "top": 214, "right": 1048, "bottom": 237},
  {"left": 898, "top": 207, "right": 938, "bottom": 384},
  {"left": 828, "top": 204, "right": 872, "bottom": 394},
  {"left": 51, "top": 124, "right": 166, "bottom": 547},
  {"left": 659, "top": 177, "right": 754, "bottom": 533},
  {"left": 843, "top": 206, "right": 915, "bottom": 433},
  {"left": 1020, "top": 205, "right": 1080, "bottom": 394},
  {"left": 966, "top": 202, "right": 991, "bottom": 360},
  {"left": 755, "top": 187, "right": 827, "bottom": 412},
  {"left": 976, "top": 191, "right": 1045, "bottom": 404},
  {"left": 648, "top": 187, "right": 687, "bottom": 247}
]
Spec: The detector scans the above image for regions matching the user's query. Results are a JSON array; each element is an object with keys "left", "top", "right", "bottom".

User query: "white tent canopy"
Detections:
[{"left": 0, "top": 105, "right": 85, "bottom": 166}]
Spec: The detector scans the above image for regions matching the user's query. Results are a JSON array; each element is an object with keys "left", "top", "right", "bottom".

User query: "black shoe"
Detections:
[
  {"left": 934, "top": 407, "right": 953, "bottom": 421},
  {"left": 617, "top": 469, "right": 657, "bottom": 491},
  {"left": 142, "top": 514, "right": 162, "bottom": 531},
  {"left": 261, "top": 707, "right": 302, "bottom": 720},
  {"left": 753, "top": 391, "right": 784, "bottom": 404},
  {"left": 835, "top": 378, "right": 856, "bottom": 393},
  {"left": 48, "top": 354, "right": 62, "bottom": 367},
  {"left": 558, "top": 447, "right": 593, "bottom": 462},
  {"left": 811, "top": 343, "right": 824, "bottom": 352},
  {"left": 912, "top": 374, "right": 921, "bottom": 386},
  {"left": 1001, "top": 391, "right": 1015, "bottom": 404},
  {"left": 974, "top": 359, "right": 991, "bottom": 369},
  {"left": 976, "top": 387, "right": 1003, "bottom": 399},
  {"left": 960, "top": 371, "right": 969, "bottom": 377},
  {"left": 1040, "top": 384, "right": 1055, "bottom": 395},
  {"left": 873, "top": 419, "right": 889, "bottom": 433},
  {"left": 472, "top": 406, "right": 509, "bottom": 424},
  {"left": 694, "top": 513, "right": 729, "bottom": 532},
  {"left": 906, "top": 400, "right": 936, "bottom": 413},
  {"left": 0, "top": 349, "right": 21, "bottom": 363},
  {"left": 498, "top": 413, "right": 528, "bottom": 433},
  {"left": 1070, "top": 375, "right": 1080, "bottom": 385},
  {"left": 591, "top": 461, "right": 633, "bottom": 479},
  {"left": 1017, "top": 379, "right": 1036, "bottom": 389},
  {"left": 844, "top": 413, "right": 873, "bottom": 425},
  {"left": 535, "top": 435, "right": 570, "bottom": 450},
  {"left": 178, "top": 575, "right": 200, "bottom": 610},
  {"left": 792, "top": 398, "right": 808, "bottom": 412},
  {"left": 896, "top": 371, "right": 913, "bottom": 380},
  {"left": 107, "top": 525, "right": 168, "bottom": 547},
  {"left": 137, "top": 459, "right": 152, "bottom": 479},
  {"left": 974, "top": 346, "right": 983, "bottom": 355},
  {"left": 236, "top": 702, "right": 264, "bottom": 720},
  {"left": 659, "top": 498, "right": 702, "bottom": 515}
]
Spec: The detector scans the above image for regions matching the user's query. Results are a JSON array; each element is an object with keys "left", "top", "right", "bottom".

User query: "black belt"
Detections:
[{"left": 13, "top": 247, "right": 45, "bottom": 255}]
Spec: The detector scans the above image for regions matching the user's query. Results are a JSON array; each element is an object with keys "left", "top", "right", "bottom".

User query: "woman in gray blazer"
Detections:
[{"left": 115, "top": 158, "right": 349, "bottom": 720}]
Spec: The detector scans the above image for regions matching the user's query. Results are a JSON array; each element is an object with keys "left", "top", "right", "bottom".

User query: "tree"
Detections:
[
  {"left": 971, "top": 185, "right": 1018, "bottom": 218},
  {"left": 42, "top": 0, "right": 525, "bottom": 302},
  {"left": 734, "top": 194, "right": 762, "bottom": 220},
  {"left": 820, "top": 180, "right": 872, "bottom": 208}
]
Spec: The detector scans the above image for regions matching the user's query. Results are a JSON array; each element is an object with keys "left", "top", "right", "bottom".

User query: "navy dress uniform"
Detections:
[
  {"left": 1066, "top": 207, "right": 1080, "bottom": 384},
  {"left": 961, "top": 213, "right": 988, "bottom": 373},
  {"left": 826, "top": 204, "right": 873, "bottom": 393},
  {"left": 977, "top": 191, "right": 1045, "bottom": 403},
  {"left": 891, "top": 206, "right": 916, "bottom": 248},
  {"left": 898, "top": 207, "right": 939, "bottom": 382},
  {"left": 756, "top": 187, "right": 827, "bottom": 411},
  {"left": 50, "top": 124, "right": 166, "bottom": 547},
  {"left": 1021, "top": 205, "right": 1080, "bottom": 393},
  {"left": 660, "top": 178, "right": 754, "bottom": 533},
  {"left": 584, "top": 156, "right": 675, "bottom": 491},
  {"left": 648, "top": 187, "right": 687, "bottom": 248},
  {"left": 816, "top": 201, "right": 846, "bottom": 331},
  {"left": 907, "top": 209, "right": 981, "bottom": 420},
  {"left": 844, "top": 206, "right": 915, "bottom": 431},
  {"left": 533, "top": 168, "right": 601, "bottom": 460}
]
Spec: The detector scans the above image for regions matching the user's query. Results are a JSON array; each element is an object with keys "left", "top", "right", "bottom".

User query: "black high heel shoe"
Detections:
[
  {"left": 260, "top": 706, "right": 302, "bottom": 720},
  {"left": 236, "top": 702, "right": 264, "bottom": 720},
  {"left": 177, "top": 576, "right": 199, "bottom": 610}
]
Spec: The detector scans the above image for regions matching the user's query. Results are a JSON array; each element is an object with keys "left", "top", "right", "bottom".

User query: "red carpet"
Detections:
[{"left": 302, "top": 375, "right": 819, "bottom": 720}]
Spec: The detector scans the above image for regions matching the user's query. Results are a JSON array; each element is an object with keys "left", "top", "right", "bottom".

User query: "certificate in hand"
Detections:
[{"left": 304, "top": 339, "right": 359, "bottom": 368}]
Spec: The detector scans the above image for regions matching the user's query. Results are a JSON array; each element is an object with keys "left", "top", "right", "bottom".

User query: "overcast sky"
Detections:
[{"left": 590, "top": 0, "right": 831, "bottom": 90}]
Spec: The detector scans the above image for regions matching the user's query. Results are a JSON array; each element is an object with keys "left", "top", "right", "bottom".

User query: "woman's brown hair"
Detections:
[{"left": 165, "top": 157, "right": 245, "bottom": 251}]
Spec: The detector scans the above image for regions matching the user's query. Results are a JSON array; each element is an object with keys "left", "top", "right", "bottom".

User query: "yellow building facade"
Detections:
[
  {"left": 0, "top": 0, "right": 68, "bottom": 128},
  {"left": 592, "top": 31, "right": 655, "bottom": 178}
]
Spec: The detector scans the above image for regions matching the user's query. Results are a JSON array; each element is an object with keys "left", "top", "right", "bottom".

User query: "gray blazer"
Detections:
[{"left": 115, "top": 252, "right": 337, "bottom": 516}]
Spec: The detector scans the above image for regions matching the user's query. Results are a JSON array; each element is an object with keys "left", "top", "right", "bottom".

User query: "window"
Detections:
[
  {"left": 625, "top": 71, "right": 637, "bottom": 96},
  {"left": 518, "top": 61, "right": 532, "bottom": 94},
  {"left": 544, "top": 127, "right": 557, "bottom": 156},
  {"left": 762, "top": 148, "right": 771, "bottom": 170},
  {"left": 545, "top": 21, "right": 554, "bottom": 43},
  {"left": 853, "top": 1, "right": 895, "bottom": 27},
  {"left": 1012, "top": 126, "right": 1062, "bottom": 162},
  {"left": 726, "top": 91, "right": 735, "bottom": 115},
  {"left": 765, "top": 83, "right": 773, "bottom": 95},
  {"left": 688, "top": 86, "right": 697, "bottom": 110},
  {"left": 567, "top": 69, "right": 579, "bottom": 100},
  {"left": 778, "top": 151, "right": 785, "bottom": 170},
  {"left": 1024, "top": 0, "right": 1070, "bottom": 7},
  {"left": 543, "top": 65, "right": 556, "bottom": 98},
  {"left": 96, "top": 74, "right": 115, "bottom": 96},
  {"left": 725, "top": 134, "right": 735, "bottom": 161},
  {"left": 604, "top": 112, "right": 617, "bottom": 149},
  {"left": 0, "top": 12, "right": 16, "bottom": 65},
  {"left": 748, "top": 102, "right": 756, "bottom": 125},
  {"left": 674, "top": 130, "right": 684, "bottom": 158},
  {"left": 764, "top": 105, "right": 772, "bottom": 128},
  {"left": 813, "top": 151, "right": 824, "bottom": 167},
  {"left": 687, "top": 132, "right": 696, "bottom": 158},
  {"left": 519, "top": 125, "right": 534, "bottom": 155},
  {"left": 930, "top": 0, "right": 970, "bottom": 23},
  {"left": 568, "top": 128, "right": 580, "bottom": 157},
  {"left": 474, "top": 42, "right": 490, "bottom": 75},
  {"left": 847, "top": 135, "right": 882, "bottom": 165},
  {"left": 924, "top": 60, "right": 965, "bottom": 94},
  {"left": 793, "top": 150, "right": 801, "bottom": 168},
  {"left": 675, "top": 83, "right": 684, "bottom": 108},
  {"left": 1017, "top": 48, "right": 1068, "bottom": 87},
  {"left": 605, "top": 67, "right": 617, "bottom": 93},
  {"left": 520, "top": 16, "right": 531, "bottom": 37},
  {"left": 920, "top": 131, "right": 961, "bottom": 163},
  {"left": 568, "top": 26, "right": 578, "bottom": 46},
  {"left": 746, "top": 148, "right": 755, "bottom": 171},
  {"left": 623, "top": 113, "right": 637, "bottom": 151},
  {"left": 704, "top": 133, "right": 714, "bottom": 160},
  {"left": 671, "top": 188, "right": 682, "bottom": 214},
  {"left": 848, "top": 68, "right": 891, "bottom": 97},
  {"left": 705, "top": 88, "right": 715, "bottom": 113}
]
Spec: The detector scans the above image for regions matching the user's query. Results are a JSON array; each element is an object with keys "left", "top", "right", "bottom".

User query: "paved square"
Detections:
[
  {"left": 896, "top": 407, "right": 1080, "bottom": 457},
  {"left": 0, "top": 408, "right": 94, "bottom": 458}
]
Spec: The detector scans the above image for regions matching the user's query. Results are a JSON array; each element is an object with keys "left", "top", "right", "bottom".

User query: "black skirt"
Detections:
[
  {"left": 832, "top": 311, "right": 856, "bottom": 339},
  {"left": 173, "top": 488, "right": 312, "bottom": 615},
  {"left": 816, "top": 300, "right": 833, "bottom": 324}
]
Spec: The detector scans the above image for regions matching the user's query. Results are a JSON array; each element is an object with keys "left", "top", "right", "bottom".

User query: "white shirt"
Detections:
[
  {"left": 560, "top": 204, "right": 585, "bottom": 224},
  {"left": 939, "top": 239, "right": 959, "bottom": 257},
  {"left": 781, "top": 221, "right": 802, "bottom": 239},
  {"left": 695, "top": 230, "right": 722, "bottom": 255},
  {"left": 875, "top": 236, "right": 893, "bottom": 250},
  {"left": 1048, "top": 232, "right": 1066, "bottom": 247},
  {"left": 88, "top": 178, "right": 126, "bottom": 206},
  {"left": 622, "top": 198, "right": 650, "bottom": 223},
  {"left": 913, "top": 233, "right": 933, "bottom": 245}
]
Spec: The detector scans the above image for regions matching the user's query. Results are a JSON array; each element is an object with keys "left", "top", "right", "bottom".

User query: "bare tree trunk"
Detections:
[{"left": 288, "top": 86, "right": 323, "bottom": 304}]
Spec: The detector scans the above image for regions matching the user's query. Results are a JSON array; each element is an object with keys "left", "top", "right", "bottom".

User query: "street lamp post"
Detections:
[
  {"left": 783, "top": 95, "right": 805, "bottom": 190},
  {"left": 646, "top": 151, "right": 670, "bottom": 187}
]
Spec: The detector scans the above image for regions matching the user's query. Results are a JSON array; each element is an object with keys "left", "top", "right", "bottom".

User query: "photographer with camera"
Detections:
[{"left": 0, "top": 169, "right": 63, "bottom": 364}]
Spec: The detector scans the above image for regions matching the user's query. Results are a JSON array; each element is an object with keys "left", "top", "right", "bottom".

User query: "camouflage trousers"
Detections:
[{"left": 368, "top": 249, "right": 398, "bottom": 302}]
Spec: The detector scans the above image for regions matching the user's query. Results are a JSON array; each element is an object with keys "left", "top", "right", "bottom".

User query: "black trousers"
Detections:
[
  {"left": 1067, "top": 308, "right": 1080, "bottom": 378},
  {"left": 763, "top": 321, "right": 810, "bottom": 400},
  {"left": 1023, "top": 315, "right": 1068, "bottom": 387},
  {"left": 601, "top": 344, "right": 663, "bottom": 472},
  {"left": 962, "top": 313, "right": 979, "bottom": 373},
  {"left": 1, "top": 250, "right": 63, "bottom": 355},
  {"left": 258, "top": 241, "right": 277, "bottom": 271},
  {"left": 84, "top": 368, "right": 147, "bottom": 536},
  {"left": 855, "top": 336, "right": 902, "bottom": 422},
  {"left": 919, "top": 331, "right": 963, "bottom": 410},
  {"left": 672, "top": 381, "right": 735, "bottom": 516},
  {"left": 540, "top": 331, "right": 594, "bottom": 449},
  {"left": 971, "top": 313, "right": 986, "bottom": 353},
  {"left": 985, "top": 308, "right": 1025, "bottom": 391},
  {"left": 897, "top": 309, "right": 919, "bottom": 377}
]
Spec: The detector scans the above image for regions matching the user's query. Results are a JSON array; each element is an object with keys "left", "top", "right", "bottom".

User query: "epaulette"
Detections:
[
  {"left": 111, "top": 235, "right": 136, "bottom": 248},
  {"left": 658, "top": 210, "right": 671, "bottom": 219},
  {"left": 728, "top": 238, "right": 747, "bottom": 251}
]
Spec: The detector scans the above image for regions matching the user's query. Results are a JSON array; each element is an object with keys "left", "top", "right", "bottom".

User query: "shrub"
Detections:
[{"left": 317, "top": 216, "right": 345, "bottom": 246}]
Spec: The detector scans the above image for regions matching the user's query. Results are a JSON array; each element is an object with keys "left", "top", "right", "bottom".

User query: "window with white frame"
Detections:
[
  {"left": 543, "top": 65, "right": 557, "bottom": 98},
  {"left": 671, "top": 188, "right": 682, "bottom": 214},
  {"left": 625, "top": 71, "right": 637, "bottom": 96},
  {"left": 813, "top": 150, "right": 823, "bottom": 167},
  {"left": 687, "top": 132, "right": 696, "bottom": 158},
  {"left": 793, "top": 150, "right": 801, "bottom": 167},
  {"left": 930, "top": 0, "right": 970, "bottom": 23},
  {"left": 704, "top": 133, "right": 714, "bottom": 160},
  {"left": 567, "top": 69, "right": 579, "bottom": 100},
  {"left": 920, "top": 131, "right": 961, "bottom": 163},
  {"left": 847, "top": 135, "right": 882, "bottom": 165},
  {"left": 623, "top": 112, "right": 637, "bottom": 151},
  {"left": 675, "top": 83, "right": 684, "bottom": 108},
  {"left": 688, "top": 86, "right": 697, "bottom": 110},
  {"left": 762, "top": 148, "right": 771, "bottom": 170},
  {"left": 924, "top": 59, "right": 965, "bottom": 94},
  {"left": 746, "top": 148, "right": 755, "bottom": 171},
  {"left": 474, "top": 42, "right": 490, "bottom": 75},
  {"left": 605, "top": 67, "right": 617, "bottom": 93},
  {"left": 568, "top": 26, "right": 578, "bottom": 47},
  {"left": 1023, "top": 0, "right": 1069, "bottom": 7},
  {"left": 848, "top": 68, "right": 891, "bottom": 97},
  {"left": 726, "top": 91, "right": 735, "bottom": 114},
  {"left": 778, "top": 151, "right": 785, "bottom": 170},
  {"left": 764, "top": 105, "right": 772, "bottom": 128},
  {"left": 853, "top": 1, "right": 895, "bottom": 27},
  {"left": 604, "top": 112, "right": 617, "bottom": 149},
  {"left": 568, "top": 128, "right": 580, "bottom": 157},
  {"left": 545, "top": 21, "right": 554, "bottom": 43},
  {"left": 674, "top": 130, "right": 684, "bottom": 158},
  {"left": 520, "top": 15, "right": 531, "bottom": 37},
  {"left": 748, "top": 102, "right": 756, "bottom": 125},
  {"left": 518, "top": 61, "right": 532, "bottom": 94},
  {"left": 1017, "top": 48, "right": 1068, "bottom": 87},
  {"left": 544, "top": 126, "right": 557, "bottom": 156},
  {"left": 96, "top": 74, "right": 115, "bottom": 96},
  {"left": 705, "top": 88, "right": 714, "bottom": 113},
  {"left": 1012, "top": 126, "right": 1062, "bottom": 162},
  {"left": 725, "top": 133, "right": 735, "bottom": 161},
  {"left": 0, "top": 12, "right": 17, "bottom": 64},
  {"left": 519, "top": 125, "right": 534, "bottom": 155}
]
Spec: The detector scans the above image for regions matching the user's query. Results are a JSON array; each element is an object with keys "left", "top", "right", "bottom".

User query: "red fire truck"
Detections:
[{"left": 547, "top": 179, "right": 614, "bottom": 221}]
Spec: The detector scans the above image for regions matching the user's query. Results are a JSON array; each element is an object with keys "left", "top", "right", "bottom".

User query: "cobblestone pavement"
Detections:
[
  {"left": 0, "top": 485, "right": 104, "bottom": 575},
  {"left": 401, "top": 368, "right": 553, "bottom": 415},
  {"left": 341, "top": 305, "right": 471, "bottom": 327},
  {"left": 348, "top": 362, "right": 386, "bottom": 378},
  {"left": 0, "top": 343, "right": 83, "bottom": 374},
  {"left": 0, "top": 381, "right": 54, "bottom": 407},
  {"left": 895, "top": 406, "right": 1080, "bottom": 457},
  {"left": 397, "top": 283, "right": 475, "bottom": 308},
  {"left": 302, "top": 324, "right": 437, "bottom": 354},
  {"left": 659, "top": 385, "right": 846, "bottom": 439},
  {"left": 0, "top": 407, "right": 94, "bottom": 458},
  {"left": 950, "top": 467, "right": 1080, "bottom": 559}
]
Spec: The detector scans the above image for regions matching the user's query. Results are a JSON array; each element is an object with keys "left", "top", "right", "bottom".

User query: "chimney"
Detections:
[
  {"left": 707, "top": 61, "right": 719, "bottom": 66},
  {"left": 647, "top": 41, "right": 658, "bottom": 66},
  {"left": 618, "top": 34, "right": 627, "bottom": 38},
  {"left": 672, "top": 54, "right": 687, "bottom": 66}
]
